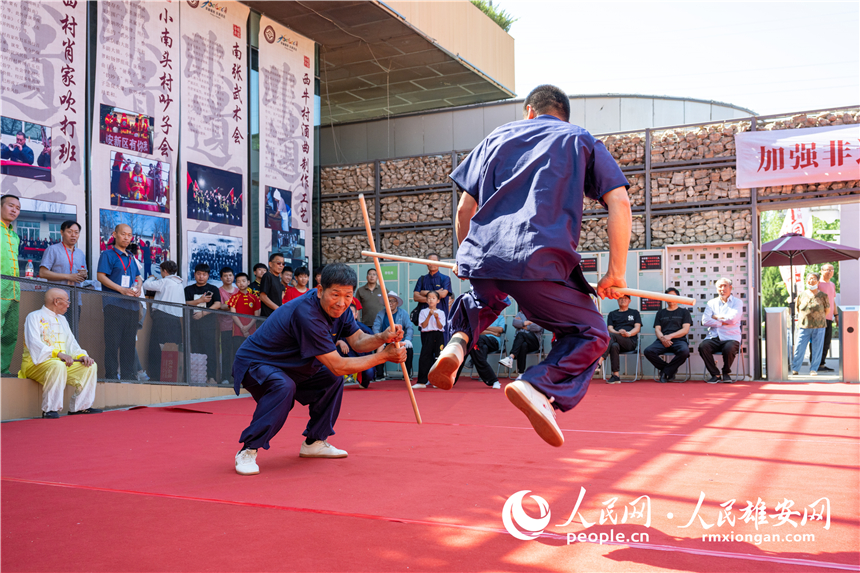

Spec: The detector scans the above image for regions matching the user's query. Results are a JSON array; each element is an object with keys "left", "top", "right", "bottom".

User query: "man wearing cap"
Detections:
[
  {"left": 373, "top": 291, "right": 414, "bottom": 378},
  {"left": 601, "top": 294, "right": 641, "bottom": 384},
  {"left": 699, "top": 277, "right": 743, "bottom": 383}
]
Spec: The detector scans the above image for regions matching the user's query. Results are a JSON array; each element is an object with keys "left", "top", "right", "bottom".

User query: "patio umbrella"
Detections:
[{"left": 761, "top": 232, "right": 860, "bottom": 338}]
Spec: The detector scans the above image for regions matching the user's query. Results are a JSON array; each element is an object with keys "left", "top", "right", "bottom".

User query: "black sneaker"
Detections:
[
  {"left": 819, "top": 366, "right": 834, "bottom": 372},
  {"left": 706, "top": 375, "right": 721, "bottom": 384},
  {"left": 41, "top": 411, "right": 60, "bottom": 419},
  {"left": 68, "top": 408, "right": 104, "bottom": 415},
  {"left": 658, "top": 372, "right": 668, "bottom": 384},
  {"left": 607, "top": 375, "right": 621, "bottom": 384}
]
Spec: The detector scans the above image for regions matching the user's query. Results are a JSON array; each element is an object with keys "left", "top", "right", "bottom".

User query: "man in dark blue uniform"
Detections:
[
  {"left": 429, "top": 85, "right": 632, "bottom": 447},
  {"left": 232, "top": 263, "right": 406, "bottom": 475},
  {"left": 413, "top": 253, "right": 453, "bottom": 320}
]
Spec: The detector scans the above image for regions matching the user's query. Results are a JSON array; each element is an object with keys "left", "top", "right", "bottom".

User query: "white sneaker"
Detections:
[
  {"left": 136, "top": 370, "right": 150, "bottom": 381},
  {"left": 504, "top": 380, "right": 564, "bottom": 447},
  {"left": 499, "top": 356, "right": 514, "bottom": 369},
  {"left": 235, "top": 449, "right": 259, "bottom": 475},
  {"left": 299, "top": 440, "right": 348, "bottom": 458},
  {"left": 492, "top": 381, "right": 501, "bottom": 389},
  {"left": 411, "top": 383, "right": 427, "bottom": 389}
]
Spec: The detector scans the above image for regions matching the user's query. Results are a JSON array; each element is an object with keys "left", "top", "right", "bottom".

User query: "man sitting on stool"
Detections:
[
  {"left": 699, "top": 277, "right": 743, "bottom": 384},
  {"left": 601, "top": 294, "right": 641, "bottom": 384},
  {"left": 18, "top": 288, "right": 102, "bottom": 418},
  {"left": 643, "top": 288, "right": 692, "bottom": 383}
]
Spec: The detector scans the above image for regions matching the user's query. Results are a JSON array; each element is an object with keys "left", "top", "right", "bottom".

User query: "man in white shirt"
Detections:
[
  {"left": 18, "top": 288, "right": 101, "bottom": 418},
  {"left": 698, "top": 278, "right": 744, "bottom": 384}
]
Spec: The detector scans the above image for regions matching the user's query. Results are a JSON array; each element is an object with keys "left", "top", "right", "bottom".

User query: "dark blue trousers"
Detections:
[
  {"left": 446, "top": 271, "right": 609, "bottom": 412},
  {"left": 238, "top": 363, "right": 345, "bottom": 450}
]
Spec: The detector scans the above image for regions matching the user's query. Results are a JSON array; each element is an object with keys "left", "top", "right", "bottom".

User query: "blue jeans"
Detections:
[{"left": 791, "top": 327, "right": 825, "bottom": 373}]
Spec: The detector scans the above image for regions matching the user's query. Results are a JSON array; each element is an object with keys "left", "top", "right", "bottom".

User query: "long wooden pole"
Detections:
[
  {"left": 360, "top": 250, "right": 696, "bottom": 307},
  {"left": 357, "top": 195, "right": 422, "bottom": 424}
]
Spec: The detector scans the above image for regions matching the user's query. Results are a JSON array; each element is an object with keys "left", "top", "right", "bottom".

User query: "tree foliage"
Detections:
[{"left": 471, "top": 0, "right": 518, "bottom": 32}]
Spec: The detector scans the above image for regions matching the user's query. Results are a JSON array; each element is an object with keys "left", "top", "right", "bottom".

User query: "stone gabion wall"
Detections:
[
  {"left": 651, "top": 167, "right": 749, "bottom": 204},
  {"left": 380, "top": 228, "right": 453, "bottom": 259},
  {"left": 651, "top": 121, "right": 750, "bottom": 163},
  {"left": 579, "top": 216, "right": 646, "bottom": 252},
  {"left": 380, "top": 192, "right": 451, "bottom": 224},
  {"left": 651, "top": 209, "right": 751, "bottom": 247},
  {"left": 759, "top": 109, "right": 859, "bottom": 130},
  {"left": 584, "top": 174, "right": 646, "bottom": 211},
  {"left": 380, "top": 155, "right": 452, "bottom": 189},
  {"left": 760, "top": 180, "right": 860, "bottom": 199},
  {"left": 599, "top": 133, "right": 646, "bottom": 166},
  {"left": 320, "top": 198, "right": 374, "bottom": 229},
  {"left": 321, "top": 234, "right": 370, "bottom": 264},
  {"left": 320, "top": 162, "right": 374, "bottom": 194}
]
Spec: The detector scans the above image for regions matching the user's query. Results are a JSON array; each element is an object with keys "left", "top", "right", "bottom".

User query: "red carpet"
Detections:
[{"left": 2, "top": 378, "right": 858, "bottom": 572}]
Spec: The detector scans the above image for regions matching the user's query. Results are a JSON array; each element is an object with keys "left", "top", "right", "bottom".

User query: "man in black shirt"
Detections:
[
  {"left": 602, "top": 294, "right": 641, "bottom": 383},
  {"left": 258, "top": 253, "right": 285, "bottom": 318},
  {"left": 643, "top": 288, "right": 693, "bottom": 383},
  {"left": 185, "top": 263, "right": 222, "bottom": 384}
]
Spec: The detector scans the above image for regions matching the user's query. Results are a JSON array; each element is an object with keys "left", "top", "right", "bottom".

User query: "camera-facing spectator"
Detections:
[
  {"left": 185, "top": 263, "right": 221, "bottom": 385},
  {"left": 643, "top": 288, "right": 692, "bottom": 383},
  {"left": 39, "top": 220, "right": 87, "bottom": 326},
  {"left": 699, "top": 278, "right": 743, "bottom": 384},
  {"left": 225, "top": 272, "right": 261, "bottom": 355},
  {"left": 258, "top": 253, "right": 284, "bottom": 317},
  {"left": 218, "top": 267, "right": 239, "bottom": 385},
  {"left": 284, "top": 266, "right": 310, "bottom": 303},
  {"left": 413, "top": 253, "right": 452, "bottom": 321},
  {"left": 249, "top": 263, "right": 267, "bottom": 296}
]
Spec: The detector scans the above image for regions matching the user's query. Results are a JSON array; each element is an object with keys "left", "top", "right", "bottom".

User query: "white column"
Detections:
[{"left": 840, "top": 203, "right": 860, "bottom": 306}]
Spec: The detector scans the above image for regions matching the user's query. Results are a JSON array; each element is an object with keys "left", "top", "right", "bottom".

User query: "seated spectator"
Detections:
[
  {"left": 142, "top": 260, "right": 184, "bottom": 380},
  {"left": 599, "top": 295, "right": 640, "bottom": 384},
  {"left": 18, "top": 288, "right": 102, "bottom": 418},
  {"left": 499, "top": 310, "right": 545, "bottom": 375},
  {"left": 283, "top": 266, "right": 310, "bottom": 303},
  {"left": 249, "top": 263, "right": 267, "bottom": 295},
  {"left": 413, "top": 291, "right": 446, "bottom": 389},
  {"left": 218, "top": 267, "right": 239, "bottom": 385},
  {"left": 643, "top": 288, "right": 692, "bottom": 383},
  {"left": 373, "top": 291, "right": 413, "bottom": 378},
  {"left": 336, "top": 303, "right": 376, "bottom": 389},
  {"left": 225, "top": 272, "right": 261, "bottom": 356},
  {"left": 459, "top": 312, "right": 506, "bottom": 389},
  {"left": 699, "top": 278, "right": 743, "bottom": 384},
  {"left": 185, "top": 263, "right": 221, "bottom": 385}
]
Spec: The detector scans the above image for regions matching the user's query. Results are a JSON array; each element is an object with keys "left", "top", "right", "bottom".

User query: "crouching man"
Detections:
[
  {"left": 232, "top": 263, "right": 406, "bottom": 475},
  {"left": 19, "top": 288, "right": 101, "bottom": 418}
]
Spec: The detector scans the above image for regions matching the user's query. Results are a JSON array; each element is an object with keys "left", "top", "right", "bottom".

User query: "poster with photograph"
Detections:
[
  {"left": 99, "top": 105, "right": 154, "bottom": 155},
  {"left": 13, "top": 198, "right": 77, "bottom": 273},
  {"left": 258, "top": 16, "right": 315, "bottom": 271},
  {"left": 187, "top": 231, "right": 243, "bottom": 286},
  {"left": 110, "top": 151, "right": 170, "bottom": 213},
  {"left": 271, "top": 228, "right": 306, "bottom": 272},
  {"left": 265, "top": 186, "right": 291, "bottom": 230},
  {"left": 90, "top": 0, "right": 180, "bottom": 266},
  {"left": 180, "top": 0, "right": 249, "bottom": 276},
  {"left": 1, "top": 118, "right": 52, "bottom": 182},
  {"left": 99, "top": 209, "right": 170, "bottom": 279},
  {"left": 0, "top": 0, "right": 87, "bottom": 236},
  {"left": 186, "top": 162, "right": 243, "bottom": 226}
]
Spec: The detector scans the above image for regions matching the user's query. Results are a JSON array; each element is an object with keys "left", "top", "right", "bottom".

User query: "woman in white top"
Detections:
[
  {"left": 142, "top": 260, "right": 185, "bottom": 380},
  {"left": 414, "top": 290, "right": 447, "bottom": 389}
]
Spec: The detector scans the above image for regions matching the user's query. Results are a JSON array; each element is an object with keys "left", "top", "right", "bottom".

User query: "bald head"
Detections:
[
  {"left": 113, "top": 224, "right": 133, "bottom": 250},
  {"left": 44, "top": 288, "right": 70, "bottom": 313}
]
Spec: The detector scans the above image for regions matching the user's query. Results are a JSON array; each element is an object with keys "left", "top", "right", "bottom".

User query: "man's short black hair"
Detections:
[
  {"left": 366, "top": 268, "right": 376, "bottom": 276},
  {"left": 195, "top": 263, "right": 210, "bottom": 274},
  {"left": 160, "top": 260, "right": 178, "bottom": 275},
  {"left": 235, "top": 272, "right": 249, "bottom": 281},
  {"left": 15, "top": 131, "right": 25, "bottom": 138},
  {"left": 253, "top": 263, "right": 267, "bottom": 272},
  {"left": 1, "top": 194, "right": 21, "bottom": 205},
  {"left": 294, "top": 266, "right": 309, "bottom": 277},
  {"left": 220, "top": 266, "right": 234, "bottom": 277},
  {"left": 320, "top": 263, "right": 357, "bottom": 290},
  {"left": 665, "top": 287, "right": 680, "bottom": 296},
  {"left": 426, "top": 252, "right": 440, "bottom": 259},
  {"left": 60, "top": 220, "right": 81, "bottom": 232},
  {"left": 268, "top": 252, "right": 284, "bottom": 263},
  {"left": 523, "top": 84, "right": 570, "bottom": 122},
  {"left": 283, "top": 266, "right": 293, "bottom": 273}
]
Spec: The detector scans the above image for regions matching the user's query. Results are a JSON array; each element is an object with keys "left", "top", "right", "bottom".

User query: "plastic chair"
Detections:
[
  {"left": 603, "top": 336, "right": 641, "bottom": 382},
  {"left": 702, "top": 343, "right": 746, "bottom": 382}
]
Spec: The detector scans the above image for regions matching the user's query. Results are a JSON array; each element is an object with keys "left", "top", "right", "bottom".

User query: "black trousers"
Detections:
[
  {"left": 417, "top": 330, "right": 445, "bottom": 384},
  {"left": 469, "top": 334, "right": 499, "bottom": 385},
  {"left": 510, "top": 330, "right": 540, "bottom": 372},
  {"left": 191, "top": 318, "right": 217, "bottom": 380},
  {"left": 104, "top": 306, "right": 139, "bottom": 380},
  {"left": 148, "top": 310, "right": 181, "bottom": 381},
  {"left": 698, "top": 337, "right": 740, "bottom": 377},
  {"left": 602, "top": 332, "right": 637, "bottom": 373},
  {"left": 819, "top": 319, "right": 833, "bottom": 368},
  {"left": 643, "top": 339, "right": 690, "bottom": 379}
]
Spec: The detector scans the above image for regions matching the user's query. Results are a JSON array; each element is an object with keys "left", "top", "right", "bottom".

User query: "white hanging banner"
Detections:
[
  {"left": 778, "top": 208, "right": 813, "bottom": 299},
  {"left": 89, "top": 0, "right": 179, "bottom": 274},
  {"left": 257, "top": 16, "right": 314, "bottom": 271},
  {"left": 179, "top": 0, "right": 249, "bottom": 282},
  {"left": 1, "top": 0, "right": 87, "bottom": 243},
  {"left": 735, "top": 124, "right": 860, "bottom": 188}
]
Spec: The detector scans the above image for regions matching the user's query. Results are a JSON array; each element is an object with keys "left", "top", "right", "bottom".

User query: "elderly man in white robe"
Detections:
[{"left": 19, "top": 288, "right": 102, "bottom": 418}]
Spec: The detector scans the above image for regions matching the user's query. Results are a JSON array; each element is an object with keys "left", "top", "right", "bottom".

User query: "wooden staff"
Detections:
[
  {"left": 357, "top": 195, "right": 422, "bottom": 424},
  {"left": 360, "top": 250, "right": 696, "bottom": 307}
]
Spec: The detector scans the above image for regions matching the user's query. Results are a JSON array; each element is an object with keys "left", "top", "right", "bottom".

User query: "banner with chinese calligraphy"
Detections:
[
  {"left": 179, "top": 0, "right": 249, "bottom": 280},
  {"left": 89, "top": 0, "right": 180, "bottom": 267},
  {"left": 735, "top": 125, "right": 860, "bottom": 188},
  {"left": 257, "top": 16, "right": 315, "bottom": 270},
  {"left": 1, "top": 0, "right": 87, "bottom": 241},
  {"left": 778, "top": 208, "right": 813, "bottom": 300}
]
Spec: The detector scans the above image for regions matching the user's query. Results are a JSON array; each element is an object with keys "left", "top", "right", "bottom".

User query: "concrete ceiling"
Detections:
[{"left": 242, "top": 1, "right": 514, "bottom": 125}]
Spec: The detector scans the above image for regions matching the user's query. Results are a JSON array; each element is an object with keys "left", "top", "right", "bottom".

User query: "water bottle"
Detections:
[{"left": 25, "top": 260, "right": 34, "bottom": 277}]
